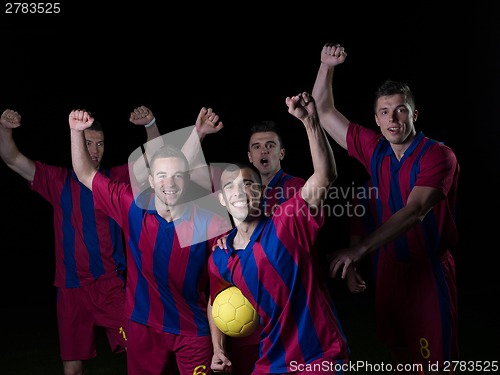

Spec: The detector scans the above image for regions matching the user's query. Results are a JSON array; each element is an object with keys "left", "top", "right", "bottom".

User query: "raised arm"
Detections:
[
  {"left": 129, "top": 105, "right": 161, "bottom": 142},
  {"left": 285, "top": 92, "right": 337, "bottom": 208},
  {"left": 0, "top": 109, "right": 36, "bottom": 181},
  {"left": 69, "top": 110, "right": 98, "bottom": 189},
  {"left": 130, "top": 106, "right": 223, "bottom": 192},
  {"left": 182, "top": 107, "right": 224, "bottom": 191},
  {"left": 129, "top": 105, "right": 163, "bottom": 187},
  {"left": 311, "top": 43, "right": 350, "bottom": 150}
]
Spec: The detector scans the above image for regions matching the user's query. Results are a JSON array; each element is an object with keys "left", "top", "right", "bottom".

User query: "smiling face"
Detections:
[
  {"left": 218, "top": 165, "right": 263, "bottom": 224},
  {"left": 149, "top": 156, "right": 188, "bottom": 209},
  {"left": 247, "top": 131, "right": 285, "bottom": 182},
  {"left": 374, "top": 93, "right": 418, "bottom": 148}
]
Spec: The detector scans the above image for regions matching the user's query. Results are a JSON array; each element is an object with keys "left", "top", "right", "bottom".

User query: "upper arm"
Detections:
[
  {"left": 300, "top": 175, "right": 329, "bottom": 209},
  {"left": 318, "top": 106, "right": 350, "bottom": 150},
  {"left": 83, "top": 170, "right": 98, "bottom": 191},
  {"left": 8, "top": 153, "right": 36, "bottom": 182}
]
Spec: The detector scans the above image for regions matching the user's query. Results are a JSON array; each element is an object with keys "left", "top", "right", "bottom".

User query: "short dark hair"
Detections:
[
  {"left": 374, "top": 80, "right": 416, "bottom": 113},
  {"left": 248, "top": 120, "right": 285, "bottom": 149},
  {"left": 220, "top": 161, "right": 262, "bottom": 187},
  {"left": 149, "top": 144, "right": 190, "bottom": 174},
  {"left": 88, "top": 119, "right": 104, "bottom": 132}
]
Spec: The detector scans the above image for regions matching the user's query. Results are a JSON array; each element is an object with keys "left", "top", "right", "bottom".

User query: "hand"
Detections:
[
  {"left": 211, "top": 349, "right": 232, "bottom": 372},
  {"left": 285, "top": 92, "right": 316, "bottom": 121},
  {"left": 345, "top": 267, "right": 366, "bottom": 293},
  {"left": 129, "top": 105, "right": 155, "bottom": 126},
  {"left": 320, "top": 43, "right": 347, "bottom": 67},
  {"left": 212, "top": 235, "right": 228, "bottom": 251},
  {"left": 68, "top": 109, "right": 94, "bottom": 131},
  {"left": 0, "top": 109, "right": 21, "bottom": 129},
  {"left": 195, "top": 107, "right": 224, "bottom": 140},
  {"left": 327, "top": 245, "right": 363, "bottom": 279}
]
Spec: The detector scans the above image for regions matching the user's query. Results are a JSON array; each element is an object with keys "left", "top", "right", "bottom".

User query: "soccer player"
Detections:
[
  {"left": 247, "top": 120, "right": 306, "bottom": 216},
  {"left": 209, "top": 92, "right": 349, "bottom": 374},
  {"left": 313, "top": 43, "right": 460, "bottom": 374},
  {"left": 218, "top": 120, "right": 307, "bottom": 374},
  {"left": 69, "top": 108, "right": 231, "bottom": 375},
  {"left": 0, "top": 106, "right": 160, "bottom": 375}
]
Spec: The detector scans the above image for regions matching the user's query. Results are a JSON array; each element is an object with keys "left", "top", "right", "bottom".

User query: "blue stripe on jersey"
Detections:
[
  {"left": 261, "top": 220, "right": 324, "bottom": 371},
  {"left": 412, "top": 139, "right": 443, "bottom": 257},
  {"left": 431, "top": 257, "right": 452, "bottom": 360},
  {"left": 103, "top": 169, "right": 126, "bottom": 272},
  {"left": 388, "top": 153, "right": 410, "bottom": 261},
  {"left": 263, "top": 169, "right": 291, "bottom": 206},
  {"left": 80, "top": 182, "right": 105, "bottom": 279},
  {"left": 224, "top": 221, "right": 277, "bottom": 321},
  {"left": 370, "top": 132, "right": 444, "bottom": 261},
  {"left": 370, "top": 139, "right": 387, "bottom": 238},
  {"left": 129, "top": 203, "right": 151, "bottom": 322},
  {"left": 61, "top": 174, "right": 78, "bottom": 287},
  {"left": 183, "top": 242, "right": 208, "bottom": 333},
  {"left": 109, "top": 215, "right": 126, "bottom": 272},
  {"left": 218, "top": 225, "right": 288, "bottom": 371},
  {"left": 152, "top": 218, "right": 179, "bottom": 329},
  {"left": 183, "top": 209, "right": 216, "bottom": 333}
]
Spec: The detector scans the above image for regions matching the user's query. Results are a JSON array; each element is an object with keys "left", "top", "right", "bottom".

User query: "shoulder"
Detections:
[
  {"left": 422, "top": 139, "right": 458, "bottom": 165},
  {"left": 282, "top": 172, "right": 306, "bottom": 187},
  {"left": 347, "top": 122, "right": 384, "bottom": 152},
  {"left": 34, "top": 162, "right": 70, "bottom": 180}
]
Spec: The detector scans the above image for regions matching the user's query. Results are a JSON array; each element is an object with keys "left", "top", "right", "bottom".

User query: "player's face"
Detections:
[
  {"left": 84, "top": 129, "right": 104, "bottom": 168},
  {"left": 248, "top": 132, "right": 285, "bottom": 178},
  {"left": 149, "top": 157, "right": 188, "bottom": 208},
  {"left": 219, "top": 167, "right": 262, "bottom": 222},
  {"left": 374, "top": 94, "right": 417, "bottom": 147}
]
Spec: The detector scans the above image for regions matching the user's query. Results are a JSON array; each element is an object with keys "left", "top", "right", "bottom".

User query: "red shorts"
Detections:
[
  {"left": 375, "top": 250, "right": 459, "bottom": 365},
  {"left": 127, "top": 320, "right": 213, "bottom": 375},
  {"left": 226, "top": 327, "right": 261, "bottom": 375},
  {"left": 56, "top": 275, "right": 127, "bottom": 361}
]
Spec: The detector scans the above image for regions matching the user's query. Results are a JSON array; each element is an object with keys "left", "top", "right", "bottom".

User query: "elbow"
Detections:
[
  {"left": 318, "top": 170, "right": 337, "bottom": 191},
  {"left": 330, "top": 167, "right": 338, "bottom": 184},
  {"left": 326, "top": 165, "right": 338, "bottom": 186},
  {"left": 409, "top": 205, "right": 431, "bottom": 227}
]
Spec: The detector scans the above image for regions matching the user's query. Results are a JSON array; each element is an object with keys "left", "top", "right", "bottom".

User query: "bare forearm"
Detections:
[
  {"left": 301, "top": 117, "right": 337, "bottom": 207},
  {"left": 312, "top": 63, "right": 336, "bottom": 112},
  {"left": 145, "top": 123, "right": 161, "bottom": 143},
  {"left": 358, "top": 186, "right": 442, "bottom": 256},
  {"left": 358, "top": 205, "right": 426, "bottom": 255},
  {"left": 181, "top": 126, "right": 212, "bottom": 191},
  {"left": 207, "top": 299, "right": 226, "bottom": 352},
  {"left": 312, "top": 63, "right": 349, "bottom": 149}
]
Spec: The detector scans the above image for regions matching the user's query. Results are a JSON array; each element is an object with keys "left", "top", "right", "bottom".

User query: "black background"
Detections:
[{"left": 0, "top": 1, "right": 497, "bottom": 368}]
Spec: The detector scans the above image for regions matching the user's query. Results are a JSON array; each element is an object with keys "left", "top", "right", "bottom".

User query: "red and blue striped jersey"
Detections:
[
  {"left": 30, "top": 161, "right": 128, "bottom": 288},
  {"left": 347, "top": 123, "right": 459, "bottom": 261},
  {"left": 209, "top": 192, "right": 349, "bottom": 373},
  {"left": 262, "top": 169, "right": 305, "bottom": 216},
  {"left": 92, "top": 173, "right": 231, "bottom": 336}
]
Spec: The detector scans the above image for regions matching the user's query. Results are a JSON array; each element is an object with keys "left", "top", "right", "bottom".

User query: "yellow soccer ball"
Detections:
[{"left": 212, "top": 286, "right": 259, "bottom": 338}]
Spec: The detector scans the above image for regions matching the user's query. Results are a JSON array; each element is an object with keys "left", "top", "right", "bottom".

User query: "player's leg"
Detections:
[
  {"left": 127, "top": 320, "right": 175, "bottom": 375},
  {"left": 91, "top": 276, "right": 128, "bottom": 353},
  {"left": 57, "top": 287, "right": 95, "bottom": 375},
  {"left": 174, "top": 334, "right": 213, "bottom": 375}
]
